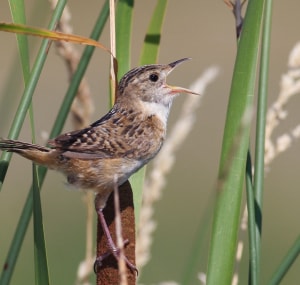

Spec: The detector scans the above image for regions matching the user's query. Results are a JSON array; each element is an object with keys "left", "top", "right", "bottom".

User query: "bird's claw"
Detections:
[{"left": 94, "top": 239, "right": 138, "bottom": 274}]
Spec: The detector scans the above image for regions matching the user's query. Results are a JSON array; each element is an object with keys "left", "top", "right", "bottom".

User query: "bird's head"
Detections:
[
  {"left": 117, "top": 58, "right": 199, "bottom": 107},
  {"left": 115, "top": 58, "right": 199, "bottom": 126}
]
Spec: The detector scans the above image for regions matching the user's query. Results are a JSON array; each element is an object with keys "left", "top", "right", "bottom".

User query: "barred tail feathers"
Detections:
[{"left": 0, "top": 139, "right": 53, "bottom": 166}]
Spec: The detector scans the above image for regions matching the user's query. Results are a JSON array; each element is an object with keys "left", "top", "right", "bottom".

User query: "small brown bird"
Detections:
[{"left": 0, "top": 58, "right": 198, "bottom": 270}]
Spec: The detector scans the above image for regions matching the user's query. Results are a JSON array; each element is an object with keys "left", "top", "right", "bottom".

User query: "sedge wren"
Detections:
[{"left": 0, "top": 57, "right": 199, "bottom": 270}]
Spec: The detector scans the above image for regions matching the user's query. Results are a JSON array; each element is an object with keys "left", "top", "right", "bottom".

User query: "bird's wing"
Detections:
[
  {"left": 48, "top": 108, "right": 118, "bottom": 159},
  {"left": 48, "top": 107, "right": 163, "bottom": 160}
]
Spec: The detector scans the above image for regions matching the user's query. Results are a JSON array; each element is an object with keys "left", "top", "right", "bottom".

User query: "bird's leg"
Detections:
[{"left": 95, "top": 203, "right": 137, "bottom": 273}]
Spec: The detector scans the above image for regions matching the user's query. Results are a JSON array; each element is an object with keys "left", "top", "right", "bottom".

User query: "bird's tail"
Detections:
[{"left": 0, "top": 139, "right": 53, "bottom": 166}]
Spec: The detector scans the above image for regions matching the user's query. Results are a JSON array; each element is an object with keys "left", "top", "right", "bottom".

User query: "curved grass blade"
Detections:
[
  {"left": 0, "top": 23, "right": 111, "bottom": 55},
  {"left": 206, "top": 0, "right": 265, "bottom": 283},
  {"left": 268, "top": 235, "right": 300, "bottom": 285}
]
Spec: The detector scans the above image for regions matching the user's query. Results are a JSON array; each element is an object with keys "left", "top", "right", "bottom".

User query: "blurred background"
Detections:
[{"left": 0, "top": 1, "right": 299, "bottom": 284}]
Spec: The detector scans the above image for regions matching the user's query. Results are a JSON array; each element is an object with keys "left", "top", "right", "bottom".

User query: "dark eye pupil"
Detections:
[{"left": 149, "top": 73, "right": 159, "bottom": 82}]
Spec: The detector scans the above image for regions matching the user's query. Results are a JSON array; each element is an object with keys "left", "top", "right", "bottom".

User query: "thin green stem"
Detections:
[
  {"left": 8, "top": 0, "right": 30, "bottom": 82},
  {"left": 131, "top": 0, "right": 168, "bottom": 223},
  {"left": 268, "top": 236, "right": 300, "bottom": 285},
  {"left": 139, "top": 0, "right": 167, "bottom": 65},
  {"left": 115, "top": 0, "right": 133, "bottom": 79},
  {"left": 246, "top": 151, "right": 258, "bottom": 285},
  {"left": 32, "top": 165, "right": 49, "bottom": 285},
  {"left": 253, "top": 0, "right": 273, "bottom": 281}
]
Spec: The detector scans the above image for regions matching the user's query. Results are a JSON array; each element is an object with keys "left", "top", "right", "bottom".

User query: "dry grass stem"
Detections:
[
  {"left": 136, "top": 66, "right": 220, "bottom": 269},
  {"left": 113, "top": 177, "right": 128, "bottom": 285},
  {"left": 109, "top": 0, "right": 117, "bottom": 100},
  {"left": 48, "top": 1, "right": 95, "bottom": 284},
  {"left": 110, "top": 3, "right": 127, "bottom": 283},
  {"left": 224, "top": 0, "right": 247, "bottom": 10}
]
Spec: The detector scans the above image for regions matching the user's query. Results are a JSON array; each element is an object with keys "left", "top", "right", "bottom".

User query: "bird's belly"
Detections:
[{"left": 64, "top": 157, "right": 143, "bottom": 191}]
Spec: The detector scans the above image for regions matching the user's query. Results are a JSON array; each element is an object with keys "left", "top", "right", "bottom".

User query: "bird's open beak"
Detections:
[{"left": 166, "top": 58, "right": 200, "bottom": 95}]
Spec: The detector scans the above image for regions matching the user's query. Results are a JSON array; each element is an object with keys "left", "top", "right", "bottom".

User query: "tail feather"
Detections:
[
  {"left": 0, "top": 139, "right": 54, "bottom": 166},
  {"left": 0, "top": 139, "right": 50, "bottom": 152}
]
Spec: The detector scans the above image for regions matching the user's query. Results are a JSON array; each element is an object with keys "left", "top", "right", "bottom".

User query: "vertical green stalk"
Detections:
[
  {"left": 8, "top": 0, "right": 34, "bottom": 137},
  {"left": 253, "top": 0, "right": 273, "bottom": 282},
  {"left": 9, "top": 0, "right": 35, "bottom": 136},
  {"left": 131, "top": 0, "right": 168, "bottom": 222},
  {"left": 246, "top": 151, "right": 258, "bottom": 285},
  {"left": 139, "top": 0, "right": 167, "bottom": 65},
  {"left": 8, "top": 0, "right": 30, "bottom": 80},
  {"left": 32, "top": 166, "right": 49, "bottom": 285},
  {"left": 206, "top": 0, "right": 265, "bottom": 283},
  {"left": 115, "top": 0, "right": 134, "bottom": 79}
]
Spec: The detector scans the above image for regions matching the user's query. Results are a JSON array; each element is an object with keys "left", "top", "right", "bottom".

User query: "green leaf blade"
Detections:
[
  {"left": 8, "top": 0, "right": 30, "bottom": 81},
  {"left": 206, "top": 0, "right": 266, "bottom": 284},
  {"left": 139, "top": 0, "right": 168, "bottom": 65},
  {"left": 32, "top": 165, "right": 50, "bottom": 285},
  {"left": 116, "top": 0, "right": 134, "bottom": 79},
  {"left": 129, "top": 0, "right": 168, "bottom": 222}
]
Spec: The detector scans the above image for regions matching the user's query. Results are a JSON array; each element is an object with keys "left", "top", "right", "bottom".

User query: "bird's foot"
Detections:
[
  {"left": 94, "top": 238, "right": 137, "bottom": 274},
  {"left": 95, "top": 208, "right": 138, "bottom": 274}
]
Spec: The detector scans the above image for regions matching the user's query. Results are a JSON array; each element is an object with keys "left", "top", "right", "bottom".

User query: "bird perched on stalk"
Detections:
[{"left": 0, "top": 57, "right": 199, "bottom": 271}]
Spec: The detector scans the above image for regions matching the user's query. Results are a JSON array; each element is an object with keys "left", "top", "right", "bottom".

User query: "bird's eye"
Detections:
[{"left": 149, "top": 73, "right": 159, "bottom": 82}]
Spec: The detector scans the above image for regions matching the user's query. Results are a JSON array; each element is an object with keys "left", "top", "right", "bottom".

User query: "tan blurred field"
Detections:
[{"left": 0, "top": 1, "right": 299, "bottom": 284}]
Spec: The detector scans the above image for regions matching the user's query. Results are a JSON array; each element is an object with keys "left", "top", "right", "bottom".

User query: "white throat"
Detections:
[{"left": 142, "top": 101, "right": 172, "bottom": 127}]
